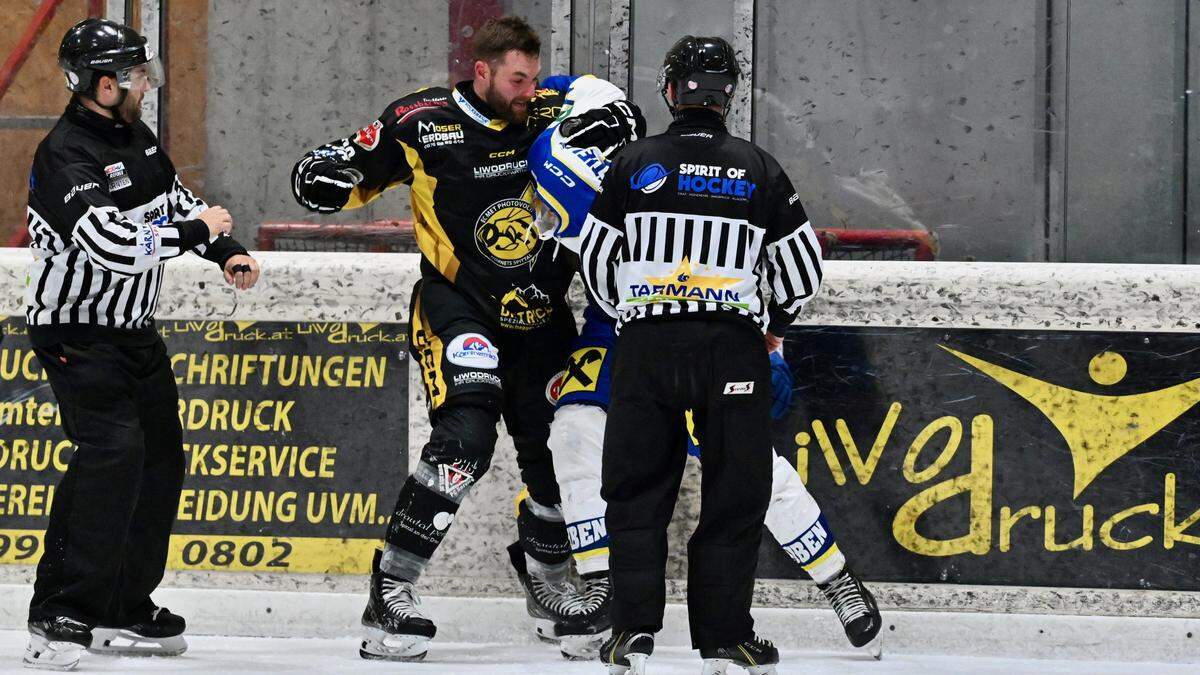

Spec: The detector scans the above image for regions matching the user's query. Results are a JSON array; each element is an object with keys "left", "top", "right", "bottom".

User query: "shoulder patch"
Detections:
[
  {"left": 394, "top": 97, "right": 450, "bottom": 125},
  {"left": 353, "top": 120, "right": 384, "bottom": 150}
]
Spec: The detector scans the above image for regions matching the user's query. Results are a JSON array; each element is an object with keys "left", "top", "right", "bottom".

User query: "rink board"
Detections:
[
  {"left": 0, "top": 318, "right": 408, "bottom": 575},
  {"left": 0, "top": 252, "right": 1199, "bottom": 610},
  {"left": 756, "top": 326, "right": 1200, "bottom": 591}
]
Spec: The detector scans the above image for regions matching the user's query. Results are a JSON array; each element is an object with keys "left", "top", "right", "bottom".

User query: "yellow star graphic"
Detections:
[{"left": 646, "top": 257, "right": 740, "bottom": 290}]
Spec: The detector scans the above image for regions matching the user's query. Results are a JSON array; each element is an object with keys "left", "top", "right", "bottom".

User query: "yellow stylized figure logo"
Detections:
[{"left": 941, "top": 346, "right": 1200, "bottom": 498}]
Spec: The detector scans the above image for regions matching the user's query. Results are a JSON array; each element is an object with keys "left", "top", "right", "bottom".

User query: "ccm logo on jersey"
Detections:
[
  {"left": 353, "top": 120, "right": 384, "bottom": 151},
  {"left": 446, "top": 333, "right": 499, "bottom": 369},
  {"left": 723, "top": 381, "right": 754, "bottom": 395}
]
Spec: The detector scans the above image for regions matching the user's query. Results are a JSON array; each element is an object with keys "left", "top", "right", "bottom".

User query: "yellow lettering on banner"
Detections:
[
  {"left": 1043, "top": 505, "right": 1095, "bottom": 551},
  {"left": 0, "top": 439, "right": 72, "bottom": 472},
  {"left": 794, "top": 432, "right": 811, "bottom": 483},
  {"left": 999, "top": 505, "right": 1041, "bottom": 552},
  {"left": 178, "top": 400, "right": 295, "bottom": 432},
  {"left": 1099, "top": 503, "right": 1159, "bottom": 551},
  {"left": 184, "top": 444, "right": 336, "bottom": 478},
  {"left": 835, "top": 402, "right": 902, "bottom": 485},
  {"left": 0, "top": 484, "right": 55, "bottom": 516},
  {"left": 809, "top": 421, "right": 847, "bottom": 486},
  {"left": 893, "top": 414, "right": 994, "bottom": 556},
  {"left": 169, "top": 353, "right": 388, "bottom": 388},
  {"left": 1164, "top": 473, "right": 1200, "bottom": 549},
  {"left": 903, "top": 416, "right": 962, "bottom": 484},
  {"left": 305, "top": 492, "right": 379, "bottom": 524},
  {"left": 176, "top": 489, "right": 297, "bottom": 523}
]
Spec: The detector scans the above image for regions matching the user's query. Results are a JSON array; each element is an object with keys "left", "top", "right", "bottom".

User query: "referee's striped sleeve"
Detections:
[
  {"left": 578, "top": 213, "right": 624, "bottom": 319},
  {"left": 72, "top": 204, "right": 205, "bottom": 276},
  {"left": 765, "top": 220, "right": 824, "bottom": 323}
]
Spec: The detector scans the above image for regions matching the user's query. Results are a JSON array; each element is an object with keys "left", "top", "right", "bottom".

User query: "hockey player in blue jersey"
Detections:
[{"left": 526, "top": 74, "right": 884, "bottom": 660}]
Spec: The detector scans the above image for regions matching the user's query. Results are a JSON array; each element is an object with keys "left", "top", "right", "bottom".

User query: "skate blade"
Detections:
[
  {"left": 534, "top": 619, "right": 559, "bottom": 645},
  {"left": 88, "top": 628, "right": 187, "bottom": 657},
  {"left": 610, "top": 652, "right": 648, "bottom": 675},
  {"left": 860, "top": 634, "right": 883, "bottom": 660},
  {"left": 702, "top": 660, "right": 777, "bottom": 675},
  {"left": 23, "top": 636, "right": 83, "bottom": 671},
  {"left": 359, "top": 627, "right": 429, "bottom": 661},
  {"left": 557, "top": 630, "right": 608, "bottom": 660}
]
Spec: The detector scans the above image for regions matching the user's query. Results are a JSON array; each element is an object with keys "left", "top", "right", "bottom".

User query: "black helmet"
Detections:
[
  {"left": 58, "top": 18, "right": 162, "bottom": 95},
  {"left": 657, "top": 36, "right": 740, "bottom": 113}
]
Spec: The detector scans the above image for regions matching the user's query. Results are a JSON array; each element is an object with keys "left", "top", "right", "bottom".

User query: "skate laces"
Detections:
[
  {"left": 823, "top": 572, "right": 870, "bottom": 624},
  {"left": 530, "top": 575, "right": 588, "bottom": 616},
  {"left": 579, "top": 576, "right": 611, "bottom": 612},
  {"left": 380, "top": 578, "right": 428, "bottom": 619}
]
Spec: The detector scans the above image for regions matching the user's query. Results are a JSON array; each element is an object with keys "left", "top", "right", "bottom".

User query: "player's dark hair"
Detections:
[{"left": 472, "top": 16, "right": 541, "bottom": 64}]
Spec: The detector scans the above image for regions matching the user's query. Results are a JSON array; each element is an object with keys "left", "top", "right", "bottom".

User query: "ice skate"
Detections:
[
  {"left": 506, "top": 542, "right": 601, "bottom": 659},
  {"left": 554, "top": 571, "right": 612, "bottom": 660},
  {"left": 359, "top": 550, "right": 436, "bottom": 661},
  {"left": 819, "top": 565, "right": 883, "bottom": 659},
  {"left": 89, "top": 606, "right": 187, "bottom": 657},
  {"left": 600, "top": 630, "right": 653, "bottom": 675},
  {"left": 699, "top": 634, "right": 779, "bottom": 675},
  {"left": 23, "top": 617, "right": 92, "bottom": 671}
]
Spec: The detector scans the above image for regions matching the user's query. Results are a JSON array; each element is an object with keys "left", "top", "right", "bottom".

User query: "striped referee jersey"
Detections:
[
  {"left": 24, "top": 102, "right": 246, "bottom": 343},
  {"left": 579, "top": 107, "right": 823, "bottom": 336}
]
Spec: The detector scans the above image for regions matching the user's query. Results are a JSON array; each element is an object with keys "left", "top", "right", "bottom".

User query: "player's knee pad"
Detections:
[
  {"left": 515, "top": 490, "right": 571, "bottom": 571},
  {"left": 548, "top": 404, "right": 605, "bottom": 485},
  {"left": 414, "top": 404, "right": 500, "bottom": 504},
  {"left": 764, "top": 452, "right": 822, "bottom": 542}
]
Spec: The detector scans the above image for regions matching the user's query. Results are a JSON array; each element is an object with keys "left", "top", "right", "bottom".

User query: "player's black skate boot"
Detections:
[
  {"left": 359, "top": 549, "right": 437, "bottom": 661},
  {"left": 818, "top": 564, "right": 883, "bottom": 659},
  {"left": 599, "top": 630, "right": 654, "bottom": 675},
  {"left": 554, "top": 571, "right": 612, "bottom": 660},
  {"left": 90, "top": 606, "right": 187, "bottom": 657},
  {"left": 23, "top": 617, "right": 92, "bottom": 671},
  {"left": 506, "top": 541, "right": 599, "bottom": 659},
  {"left": 699, "top": 634, "right": 779, "bottom": 675}
]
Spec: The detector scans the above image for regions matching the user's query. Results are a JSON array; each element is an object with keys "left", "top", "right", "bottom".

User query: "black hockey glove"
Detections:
[
  {"left": 292, "top": 157, "right": 362, "bottom": 213},
  {"left": 559, "top": 100, "right": 647, "bottom": 157}
]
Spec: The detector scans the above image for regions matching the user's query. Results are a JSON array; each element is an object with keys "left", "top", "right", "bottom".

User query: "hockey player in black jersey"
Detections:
[
  {"left": 21, "top": 18, "right": 258, "bottom": 671},
  {"left": 291, "top": 16, "right": 644, "bottom": 661}
]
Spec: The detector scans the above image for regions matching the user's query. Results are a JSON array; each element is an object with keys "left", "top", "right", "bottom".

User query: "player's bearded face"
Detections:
[
  {"left": 481, "top": 51, "right": 541, "bottom": 124},
  {"left": 117, "top": 86, "right": 144, "bottom": 124}
]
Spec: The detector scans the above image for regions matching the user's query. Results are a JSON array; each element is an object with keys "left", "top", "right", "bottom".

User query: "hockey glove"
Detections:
[
  {"left": 292, "top": 157, "right": 362, "bottom": 213},
  {"left": 559, "top": 100, "right": 647, "bottom": 157}
]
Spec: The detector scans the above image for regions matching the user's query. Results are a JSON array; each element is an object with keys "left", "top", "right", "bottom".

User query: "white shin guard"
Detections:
[{"left": 548, "top": 404, "right": 610, "bottom": 575}]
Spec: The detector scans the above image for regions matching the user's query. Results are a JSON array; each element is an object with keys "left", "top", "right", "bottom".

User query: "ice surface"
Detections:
[{"left": 0, "top": 631, "right": 1192, "bottom": 674}]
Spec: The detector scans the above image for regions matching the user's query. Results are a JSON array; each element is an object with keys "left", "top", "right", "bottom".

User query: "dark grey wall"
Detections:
[
  {"left": 753, "top": 0, "right": 1043, "bottom": 261},
  {"left": 204, "top": 0, "right": 448, "bottom": 235}
]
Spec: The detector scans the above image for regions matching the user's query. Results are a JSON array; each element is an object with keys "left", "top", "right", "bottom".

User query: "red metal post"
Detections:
[{"left": 0, "top": 0, "right": 67, "bottom": 106}]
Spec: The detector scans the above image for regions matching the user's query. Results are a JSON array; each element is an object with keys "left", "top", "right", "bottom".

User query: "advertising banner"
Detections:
[
  {"left": 0, "top": 319, "right": 408, "bottom": 575},
  {"left": 757, "top": 326, "right": 1200, "bottom": 590}
]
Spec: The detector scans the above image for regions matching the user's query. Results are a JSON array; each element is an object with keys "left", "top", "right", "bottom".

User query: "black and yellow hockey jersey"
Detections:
[{"left": 292, "top": 81, "right": 574, "bottom": 332}]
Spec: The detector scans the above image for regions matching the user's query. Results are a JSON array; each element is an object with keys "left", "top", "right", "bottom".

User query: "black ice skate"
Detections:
[
  {"left": 818, "top": 564, "right": 883, "bottom": 659},
  {"left": 359, "top": 549, "right": 437, "bottom": 661},
  {"left": 554, "top": 571, "right": 613, "bottom": 660},
  {"left": 90, "top": 605, "right": 187, "bottom": 657},
  {"left": 506, "top": 541, "right": 601, "bottom": 659},
  {"left": 23, "top": 617, "right": 92, "bottom": 671},
  {"left": 699, "top": 634, "right": 780, "bottom": 675},
  {"left": 600, "top": 630, "right": 654, "bottom": 675}
]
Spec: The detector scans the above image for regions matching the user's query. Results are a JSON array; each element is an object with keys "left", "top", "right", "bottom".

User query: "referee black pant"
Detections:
[
  {"left": 601, "top": 318, "right": 773, "bottom": 649},
  {"left": 28, "top": 337, "right": 184, "bottom": 628}
]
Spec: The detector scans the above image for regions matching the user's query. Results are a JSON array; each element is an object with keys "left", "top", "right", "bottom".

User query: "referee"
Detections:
[
  {"left": 21, "top": 19, "right": 258, "bottom": 669},
  {"left": 582, "top": 36, "right": 823, "bottom": 674}
]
